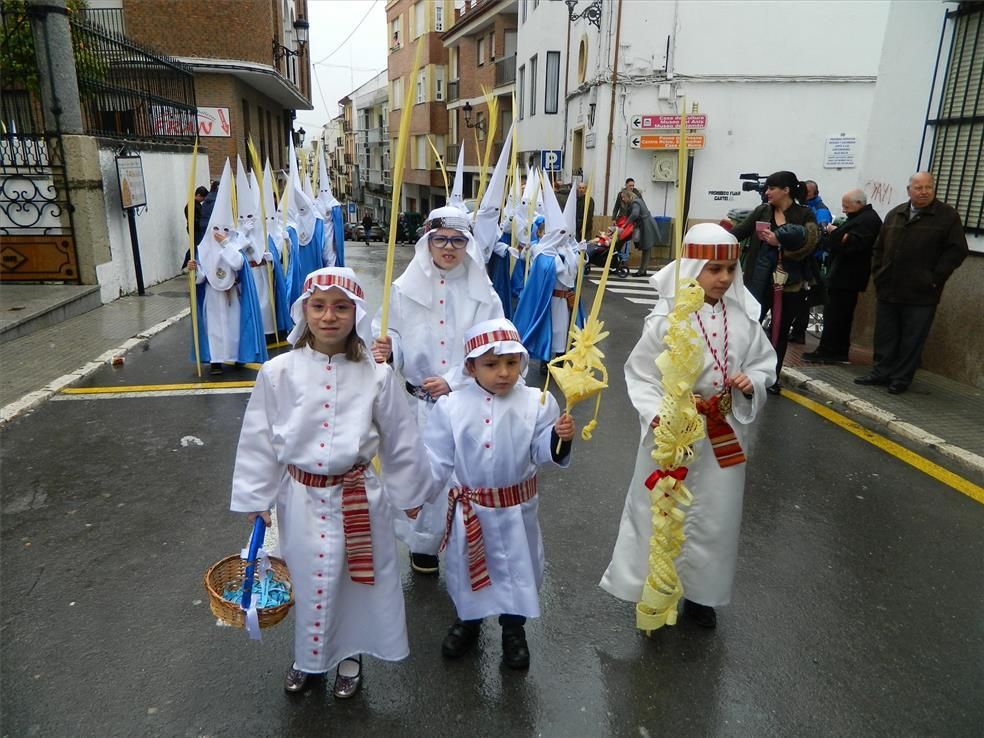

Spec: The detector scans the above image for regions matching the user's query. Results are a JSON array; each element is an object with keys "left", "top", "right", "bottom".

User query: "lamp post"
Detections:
[
  {"left": 273, "top": 16, "right": 310, "bottom": 64},
  {"left": 563, "top": 0, "right": 602, "bottom": 28},
  {"left": 461, "top": 101, "right": 486, "bottom": 132}
]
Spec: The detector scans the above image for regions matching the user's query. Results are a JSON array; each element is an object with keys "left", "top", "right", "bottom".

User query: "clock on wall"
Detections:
[{"left": 651, "top": 152, "right": 677, "bottom": 182}]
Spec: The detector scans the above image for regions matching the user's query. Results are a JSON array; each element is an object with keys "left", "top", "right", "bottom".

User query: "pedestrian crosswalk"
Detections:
[{"left": 587, "top": 274, "right": 659, "bottom": 306}]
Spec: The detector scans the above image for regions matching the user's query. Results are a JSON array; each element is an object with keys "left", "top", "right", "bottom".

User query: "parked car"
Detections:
[{"left": 355, "top": 223, "right": 386, "bottom": 242}]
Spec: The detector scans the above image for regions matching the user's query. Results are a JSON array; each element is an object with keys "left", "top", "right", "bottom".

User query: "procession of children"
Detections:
[{"left": 198, "top": 127, "right": 776, "bottom": 699}]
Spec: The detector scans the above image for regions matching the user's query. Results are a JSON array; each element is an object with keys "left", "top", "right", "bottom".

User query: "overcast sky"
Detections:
[{"left": 296, "top": 0, "right": 389, "bottom": 133}]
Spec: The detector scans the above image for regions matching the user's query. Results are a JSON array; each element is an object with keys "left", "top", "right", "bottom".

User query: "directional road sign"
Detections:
[
  {"left": 631, "top": 114, "right": 707, "bottom": 130},
  {"left": 630, "top": 134, "right": 705, "bottom": 150}
]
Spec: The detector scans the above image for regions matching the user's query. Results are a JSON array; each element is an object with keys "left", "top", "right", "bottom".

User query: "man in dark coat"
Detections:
[
  {"left": 611, "top": 177, "right": 642, "bottom": 220},
  {"left": 575, "top": 181, "right": 595, "bottom": 241},
  {"left": 803, "top": 189, "right": 882, "bottom": 363},
  {"left": 854, "top": 172, "right": 968, "bottom": 394}
]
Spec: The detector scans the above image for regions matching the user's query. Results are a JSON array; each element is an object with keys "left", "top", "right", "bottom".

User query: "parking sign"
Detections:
[{"left": 540, "top": 150, "right": 562, "bottom": 172}]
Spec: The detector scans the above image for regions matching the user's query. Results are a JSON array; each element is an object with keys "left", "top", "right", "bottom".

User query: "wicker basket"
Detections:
[{"left": 203, "top": 553, "right": 294, "bottom": 629}]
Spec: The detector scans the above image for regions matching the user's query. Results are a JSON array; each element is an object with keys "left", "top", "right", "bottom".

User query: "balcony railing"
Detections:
[
  {"left": 344, "top": 153, "right": 353, "bottom": 165},
  {"left": 367, "top": 127, "right": 389, "bottom": 145},
  {"left": 495, "top": 55, "right": 516, "bottom": 86},
  {"left": 447, "top": 80, "right": 459, "bottom": 103},
  {"left": 342, "top": 120, "right": 352, "bottom": 133},
  {"left": 446, "top": 144, "right": 460, "bottom": 167}
]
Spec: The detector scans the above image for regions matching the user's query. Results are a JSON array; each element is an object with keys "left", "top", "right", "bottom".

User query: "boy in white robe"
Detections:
[
  {"left": 371, "top": 206, "right": 504, "bottom": 575},
  {"left": 230, "top": 267, "right": 437, "bottom": 696},
  {"left": 599, "top": 224, "right": 777, "bottom": 628},
  {"left": 422, "top": 318, "right": 575, "bottom": 670}
]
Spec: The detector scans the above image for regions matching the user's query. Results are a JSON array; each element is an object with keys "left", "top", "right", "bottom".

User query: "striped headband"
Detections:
[
  {"left": 303, "top": 274, "right": 365, "bottom": 300},
  {"left": 465, "top": 328, "right": 522, "bottom": 354},
  {"left": 683, "top": 242, "right": 740, "bottom": 261},
  {"left": 429, "top": 214, "right": 473, "bottom": 233}
]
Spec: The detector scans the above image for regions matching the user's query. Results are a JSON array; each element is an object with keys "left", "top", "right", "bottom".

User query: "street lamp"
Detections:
[
  {"left": 563, "top": 0, "right": 602, "bottom": 28},
  {"left": 461, "top": 101, "right": 486, "bottom": 132},
  {"left": 273, "top": 16, "right": 310, "bottom": 63}
]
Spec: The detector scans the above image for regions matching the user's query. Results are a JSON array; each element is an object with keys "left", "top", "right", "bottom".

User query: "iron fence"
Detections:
[{"left": 70, "top": 15, "right": 197, "bottom": 140}]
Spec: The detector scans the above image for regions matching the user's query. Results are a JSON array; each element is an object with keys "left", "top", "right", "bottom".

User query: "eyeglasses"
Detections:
[{"left": 428, "top": 234, "right": 469, "bottom": 250}]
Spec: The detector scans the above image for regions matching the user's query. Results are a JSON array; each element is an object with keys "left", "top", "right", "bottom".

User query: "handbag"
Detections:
[{"left": 614, "top": 215, "right": 634, "bottom": 241}]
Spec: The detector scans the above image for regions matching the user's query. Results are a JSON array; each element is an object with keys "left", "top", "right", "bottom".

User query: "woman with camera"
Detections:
[{"left": 730, "top": 171, "right": 818, "bottom": 395}]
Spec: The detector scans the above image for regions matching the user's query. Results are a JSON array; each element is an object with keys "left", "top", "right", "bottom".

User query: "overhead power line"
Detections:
[{"left": 313, "top": 0, "right": 380, "bottom": 66}]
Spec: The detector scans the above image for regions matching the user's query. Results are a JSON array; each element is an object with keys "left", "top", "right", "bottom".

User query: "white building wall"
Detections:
[
  {"left": 559, "top": 0, "right": 890, "bottom": 223},
  {"left": 515, "top": 0, "right": 568, "bottom": 162},
  {"left": 95, "top": 147, "right": 209, "bottom": 302}
]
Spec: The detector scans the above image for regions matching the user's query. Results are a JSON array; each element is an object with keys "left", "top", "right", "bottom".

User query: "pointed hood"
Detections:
[
  {"left": 287, "top": 136, "right": 318, "bottom": 242},
  {"left": 316, "top": 154, "right": 339, "bottom": 215},
  {"left": 262, "top": 160, "right": 283, "bottom": 244},
  {"left": 199, "top": 159, "right": 239, "bottom": 290},
  {"left": 562, "top": 179, "right": 578, "bottom": 238},
  {"left": 473, "top": 121, "right": 514, "bottom": 260},
  {"left": 236, "top": 157, "right": 263, "bottom": 262},
  {"left": 449, "top": 141, "right": 466, "bottom": 211},
  {"left": 541, "top": 173, "right": 566, "bottom": 237}
]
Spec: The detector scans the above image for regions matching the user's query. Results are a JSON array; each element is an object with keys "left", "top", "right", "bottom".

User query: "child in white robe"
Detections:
[
  {"left": 422, "top": 318, "right": 575, "bottom": 670},
  {"left": 230, "top": 267, "right": 437, "bottom": 697},
  {"left": 599, "top": 224, "right": 777, "bottom": 628},
  {"left": 371, "top": 206, "right": 504, "bottom": 576}
]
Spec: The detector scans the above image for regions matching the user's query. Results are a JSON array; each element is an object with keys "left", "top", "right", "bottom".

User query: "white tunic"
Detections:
[
  {"left": 600, "top": 300, "right": 777, "bottom": 607},
  {"left": 230, "top": 348, "right": 435, "bottom": 673},
  {"left": 372, "top": 261, "right": 504, "bottom": 555},
  {"left": 196, "top": 237, "right": 245, "bottom": 364},
  {"left": 424, "top": 381, "right": 569, "bottom": 620}
]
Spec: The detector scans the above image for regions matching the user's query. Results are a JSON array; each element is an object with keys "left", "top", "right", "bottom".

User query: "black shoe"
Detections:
[
  {"left": 410, "top": 552, "right": 439, "bottom": 574},
  {"left": 788, "top": 334, "right": 806, "bottom": 345},
  {"left": 209, "top": 363, "right": 223, "bottom": 376},
  {"left": 887, "top": 382, "right": 909, "bottom": 395},
  {"left": 501, "top": 625, "right": 530, "bottom": 670},
  {"left": 766, "top": 382, "right": 782, "bottom": 396},
  {"left": 802, "top": 350, "right": 827, "bottom": 362},
  {"left": 632, "top": 270, "right": 648, "bottom": 277},
  {"left": 854, "top": 373, "right": 889, "bottom": 386},
  {"left": 442, "top": 619, "right": 481, "bottom": 659},
  {"left": 683, "top": 599, "right": 717, "bottom": 629}
]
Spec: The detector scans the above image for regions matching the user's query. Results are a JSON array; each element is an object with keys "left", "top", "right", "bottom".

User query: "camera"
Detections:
[{"left": 739, "top": 172, "right": 768, "bottom": 203}]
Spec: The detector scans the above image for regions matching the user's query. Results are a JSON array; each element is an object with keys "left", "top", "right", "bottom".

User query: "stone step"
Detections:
[{"left": 0, "top": 284, "right": 102, "bottom": 344}]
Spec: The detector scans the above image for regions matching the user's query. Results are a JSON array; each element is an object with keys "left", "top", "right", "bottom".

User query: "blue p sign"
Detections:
[{"left": 540, "top": 149, "right": 562, "bottom": 172}]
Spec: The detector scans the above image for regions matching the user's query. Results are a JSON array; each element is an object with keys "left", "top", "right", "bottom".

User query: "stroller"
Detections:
[{"left": 584, "top": 218, "right": 630, "bottom": 279}]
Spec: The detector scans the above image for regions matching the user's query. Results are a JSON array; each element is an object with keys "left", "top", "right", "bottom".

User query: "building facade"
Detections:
[
  {"left": 442, "top": 0, "right": 517, "bottom": 198},
  {"left": 116, "top": 0, "right": 313, "bottom": 177},
  {"left": 386, "top": 0, "right": 451, "bottom": 217},
  {"left": 351, "top": 71, "right": 392, "bottom": 223}
]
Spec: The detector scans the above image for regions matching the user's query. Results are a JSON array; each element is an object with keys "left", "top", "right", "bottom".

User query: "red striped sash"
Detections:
[
  {"left": 440, "top": 477, "right": 538, "bottom": 591},
  {"left": 288, "top": 463, "right": 375, "bottom": 585},
  {"left": 694, "top": 396, "right": 746, "bottom": 468}
]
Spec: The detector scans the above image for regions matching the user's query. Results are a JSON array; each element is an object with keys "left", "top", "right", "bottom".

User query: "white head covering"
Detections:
[
  {"left": 198, "top": 159, "right": 239, "bottom": 291},
  {"left": 473, "top": 121, "right": 514, "bottom": 259},
  {"left": 287, "top": 137, "right": 319, "bottom": 243},
  {"left": 235, "top": 159, "right": 263, "bottom": 263},
  {"left": 287, "top": 267, "right": 371, "bottom": 347},
  {"left": 397, "top": 205, "right": 495, "bottom": 309},
  {"left": 464, "top": 317, "right": 529, "bottom": 374},
  {"left": 315, "top": 154, "right": 339, "bottom": 216},
  {"left": 449, "top": 143, "right": 467, "bottom": 211},
  {"left": 261, "top": 160, "right": 283, "bottom": 245},
  {"left": 651, "top": 223, "right": 759, "bottom": 320}
]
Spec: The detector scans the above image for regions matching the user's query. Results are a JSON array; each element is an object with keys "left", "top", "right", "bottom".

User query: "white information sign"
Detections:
[
  {"left": 116, "top": 156, "right": 147, "bottom": 210},
  {"left": 823, "top": 135, "right": 857, "bottom": 169}
]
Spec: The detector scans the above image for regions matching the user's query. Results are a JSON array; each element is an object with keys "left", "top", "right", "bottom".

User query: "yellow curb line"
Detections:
[
  {"left": 61, "top": 381, "right": 256, "bottom": 394},
  {"left": 782, "top": 388, "right": 984, "bottom": 505}
]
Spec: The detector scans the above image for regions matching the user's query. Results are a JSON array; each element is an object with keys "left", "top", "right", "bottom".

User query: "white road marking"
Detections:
[{"left": 51, "top": 387, "right": 252, "bottom": 401}]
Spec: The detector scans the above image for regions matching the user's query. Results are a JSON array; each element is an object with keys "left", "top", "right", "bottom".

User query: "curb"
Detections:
[
  {"left": 781, "top": 367, "right": 984, "bottom": 476},
  {"left": 0, "top": 308, "right": 190, "bottom": 427}
]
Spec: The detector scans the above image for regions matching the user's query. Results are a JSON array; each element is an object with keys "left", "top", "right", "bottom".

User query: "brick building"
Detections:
[
  {"left": 114, "top": 0, "right": 313, "bottom": 177},
  {"left": 442, "top": 0, "right": 517, "bottom": 197},
  {"left": 386, "top": 0, "right": 451, "bottom": 216}
]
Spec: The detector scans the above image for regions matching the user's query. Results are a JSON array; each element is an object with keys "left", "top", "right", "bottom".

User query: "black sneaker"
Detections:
[
  {"left": 501, "top": 625, "right": 530, "bottom": 670},
  {"left": 801, "top": 350, "right": 828, "bottom": 362},
  {"left": 410, "top": 552, "right": 439, "bottom": 574},
  {"left": 683, "top": 599, "right": 717, "bottom": 629},
  {"left": 854, "top": 373, "right": 889, "bottom": 386},
  {"left": 441, "top": 619, "right": 481, "bottom": 658},
  {"left": 788, "top": 334, "right": 806, "bottom": 345}
]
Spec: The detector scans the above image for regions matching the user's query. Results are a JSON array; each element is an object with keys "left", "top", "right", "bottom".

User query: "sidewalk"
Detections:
[
  {"left": 782, "top": 335, "right": 984, "bottom": 474},
  {"left": 0, "top": 275, "right": 190, "bottom": 420}
]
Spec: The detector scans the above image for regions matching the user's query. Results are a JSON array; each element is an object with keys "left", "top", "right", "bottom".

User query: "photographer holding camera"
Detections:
[{"left": 730, "top": 171, "right": 819, "bottom": 395}]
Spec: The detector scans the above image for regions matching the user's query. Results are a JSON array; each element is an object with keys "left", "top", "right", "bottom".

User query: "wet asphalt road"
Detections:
[{"left": 2, "top": 243, "right": 982, "bottom": 737}]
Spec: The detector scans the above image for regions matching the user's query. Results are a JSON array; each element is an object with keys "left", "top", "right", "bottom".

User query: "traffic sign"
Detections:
[
  {"left": 630, "top": 134, "right": 705, "bottom": 150},
  {"left": 540, "top": 149, "right": 562, "bottom": 172},
  {"left": 631, "top": 114, "right": 707, "bottom": 130}
]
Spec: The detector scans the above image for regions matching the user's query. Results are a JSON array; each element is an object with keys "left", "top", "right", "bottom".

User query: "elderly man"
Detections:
[
  {"left": 575, "top": 181, "right": 595, "bottom": 241},
  {"left": 803, "top": 189, "right": 882, "bottom": 363},
  {"left": 854, "top": 172, "right": 968, "bottom": 394}
]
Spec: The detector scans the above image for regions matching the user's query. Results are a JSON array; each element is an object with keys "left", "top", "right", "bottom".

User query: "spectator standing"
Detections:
[
  {"left": 181, "top": 186, "right": 208, "bottom": 269},
  {"left": 854, "top": 172, "right": 968, "bottom": 394},
  {"left": 200, "top": 179, "right": 219, "bottom": 227},
  {"left": 620, "top": 188, "right": 659, "bottom": 277},
  {"left": 575, "top": 182, "right": 595, "bottom": 242},
  {"left": 362, "top": 211, "right": 373, "bottom": 246},
  {"left": 803, "top": 189, "right": 882, "bottom": 363},
  {"left": 730, "top": 170, "right": 818, "bottom": 395},
  {"left": 789, "top": 180, "right": 834, "bottom": 343}
]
